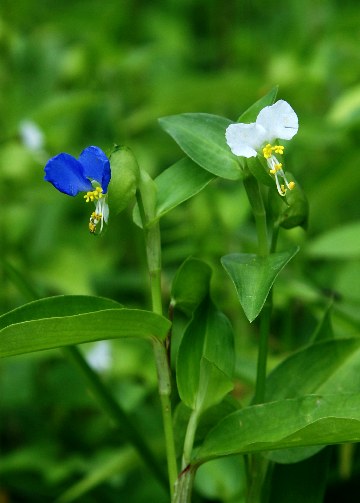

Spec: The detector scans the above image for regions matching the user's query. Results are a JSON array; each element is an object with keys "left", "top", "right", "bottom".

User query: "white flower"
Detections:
[{"left": 226, "top": 100, "right": 299, "bottom": 196}]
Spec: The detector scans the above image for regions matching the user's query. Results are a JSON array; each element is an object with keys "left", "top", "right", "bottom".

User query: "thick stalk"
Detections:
[
  {"left": 136, "top": 190, "right": 178, "bottom": 498},
  {"left": 173, "top": 465, "right": 197, "bottom": 503}
]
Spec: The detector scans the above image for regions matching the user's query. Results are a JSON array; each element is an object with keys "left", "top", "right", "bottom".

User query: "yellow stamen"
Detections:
[
  {"left": 262, "top": 144, "right": 273, "bottom": 159},
  {"left": 84, "top": 187, "right": 103, "bottom": 203},
  {"left": 269, "top": 163, "right": 282, "bottom": 175},
  {"left": 262, "top": 144, "right": 285, "bottom": 159},
  {"left": 273, "top": 145, "right": 284, "bottom": 155},
  {"left": 288, "top": 181, "right": 295, "bottom": 190},
  {"left": 88, "top": 211, "right": 103, "bottom": 234}
]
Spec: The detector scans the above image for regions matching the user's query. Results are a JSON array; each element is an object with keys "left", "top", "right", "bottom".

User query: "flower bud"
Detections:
[
  {"left": 276, "top": 173, "right": 309, "bottom": 229},
  {"left": 107, "top": 145, "right": 140, "bottom": 216}
]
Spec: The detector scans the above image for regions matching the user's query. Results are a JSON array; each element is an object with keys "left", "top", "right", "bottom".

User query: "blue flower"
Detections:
[{"left": 44, "top": 146, "right": 111, "bottom": 233}]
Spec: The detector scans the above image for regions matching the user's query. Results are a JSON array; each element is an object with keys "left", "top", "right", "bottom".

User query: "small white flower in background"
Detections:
[
  {"left": 19, "top": 120, "right": 45, "bottom": 151},
  {"left": 86, "top": 340, "right": 112, "bottom": 372},
  {"left": 226, "top": 100, "right": 299, "bottom": 196}
]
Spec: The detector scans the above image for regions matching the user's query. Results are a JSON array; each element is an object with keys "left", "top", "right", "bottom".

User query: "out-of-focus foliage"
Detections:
[{"left": 1, "top": 0, "right": 360, "bottom": 501}]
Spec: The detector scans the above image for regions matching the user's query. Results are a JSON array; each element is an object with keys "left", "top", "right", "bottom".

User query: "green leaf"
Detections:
[
  {"left": 158, "top": 113, "right": 242, "bottom": 180},
  {"left": 237, "top": 86, "right": 278, "bottom": 122},
  {"left": 264, "top": 338, "right": 360, "bottom": 463},
  {"left": 197, "top": 357, "right": 234, "bottom": 413},
  {"left": 176, "top": 299, "right": 234, "bottom": 413},
  {"left": 155, "top": 157, "right": 215, "bottom": 219},
  {"left": 306, "top": 222, "right": 360, "bottom": 259},
  {"left": 221, "top": 247, "right": 299, "bottom": 322},
  {"left": 195, "top": 394, "right": 360, "bottom": 463},
  {"left": 171, "top": 257, "right": 213, "bottom": 316},
  {"left": 107, "top": 145, "right": 140, "bottom": 216},
  {"left": 133, "top": 158, "right": 215, "bottom": 227},
  {"left": 266, "top": 339, "right": 360, "bottom": 402},
  {"left": 0, "top": 298, "right": 171, "bottom": 357},
  {"left": 0, "top": 295, "right": 121, "bottom": 329}
]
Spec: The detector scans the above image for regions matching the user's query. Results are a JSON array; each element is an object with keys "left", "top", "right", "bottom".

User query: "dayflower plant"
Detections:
[
  {"left": 225, "top": 100, "right": 299, "bottom": 195},
  {"left": 44, "top": 146, "right": 111, "bottom": 233}
]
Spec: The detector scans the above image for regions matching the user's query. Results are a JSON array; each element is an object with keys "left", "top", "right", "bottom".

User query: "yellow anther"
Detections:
[
  {"left": 84, "top": 187, "right": 103, "bottom": 203},
  {"left": 273, "top": 145, "right": 284, "bottom": 155},
  {"left": 88, "top": 211, "right": 103, "bottom": 234},
  {"left": 269, "top": 163, "right": 282, "bottom": 175},
  {"left": 262, "top": 144, "right": 273, "bottom": 159},
  {"left": 288, "top": 181, "right": 295, "bottom": 190},
  {"left": 280, "top": 184, "right": 286, "bottom": 194},
  {"left": 263, "top": 144, "right": 285, "bottom": 159}
]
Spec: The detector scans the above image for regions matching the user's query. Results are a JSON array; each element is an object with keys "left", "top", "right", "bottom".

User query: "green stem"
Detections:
[
  {"left": 182, "top": 410, "right": 200, "bottom": 470},
  {"left": 243, "top": 172, "right": 271, "bottom": 403},
  {"left": 339, "top": 443, "right": 354, "bottom": 480},
  {"left": 246, "top": 454, "right": 269, "bottom": 503},
  {"left": 243, "top": 173, "right": 268, "bottom": 257},
  {"left": 152, "top": 337, "right": 178, "bottom": 498},
  {"left": 253, "top": 294, "right": 272, "bottom": 404},
  {"left": 243, "top": 171, "right": 273, "bottom": 501},
  {"left": 136, "top": 189, "right": 178, "bottom": 498},
  {"left": 173, "top": 465, "right": 197, "bottom": 503}
]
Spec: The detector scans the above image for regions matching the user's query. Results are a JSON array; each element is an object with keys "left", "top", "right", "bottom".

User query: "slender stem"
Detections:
[
  {"left": 152, "top": 337, "right": 178, "bottom": 497},
  {"left": 246, "top": 455, "right": 269, "bottom": 503},
  {"left": 339, "top": 443, "right": 354, "bottom": 480},
  {"left": 243, "top": 172, "right": 271, "bottom": 403},
  {"left": 243, "top": 173, "right": 268, "bottom": 257},
  {"left": 136, "top": 189, "right": 178, "bottom": 498},
  {"left": 243, "top": 171, "right": 273, "bottom": 501},
  {"left": 62, "top": 345, "right": 167, "bottom": 487},
  {"left": 182, "top": 410, "right": 200, "bottom": 470},
  {"left": 253, "top": 294, "right": 272, "bottom": 404}
]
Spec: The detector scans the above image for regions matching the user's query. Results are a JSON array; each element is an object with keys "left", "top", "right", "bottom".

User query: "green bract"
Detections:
[{"left": 108, "top": 145, "right": 140, "bottom": 216}]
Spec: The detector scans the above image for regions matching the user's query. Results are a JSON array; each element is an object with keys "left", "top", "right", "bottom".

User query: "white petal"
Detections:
[
  {"left": 225, "top": 123, "right": 266, "bottom": 157},
  {"left": 102, "top": 200, "right": 109, "bottom": 223},
  {"left": 256, "top": 100, "right": 298, "bottom": 142}
]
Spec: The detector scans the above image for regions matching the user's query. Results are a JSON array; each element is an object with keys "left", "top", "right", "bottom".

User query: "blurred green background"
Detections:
[{"left": 1, "top": 0, "right": 360, "bottom": 501}]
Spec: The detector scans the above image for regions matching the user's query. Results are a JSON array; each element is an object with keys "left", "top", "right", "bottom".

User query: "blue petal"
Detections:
[
  {"left": 44, "top": 153, "right": 93, "bottom": 196},
  {"left": 78, "top": 146, "right": 111, "bottom": 193}
]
